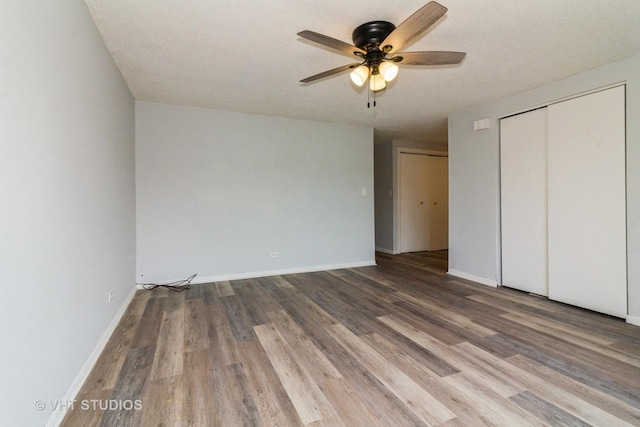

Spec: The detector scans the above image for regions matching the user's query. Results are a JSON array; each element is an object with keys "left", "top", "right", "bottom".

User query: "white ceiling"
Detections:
[{"left": 84, "top": 0, "right": 640, "bottom": 144}]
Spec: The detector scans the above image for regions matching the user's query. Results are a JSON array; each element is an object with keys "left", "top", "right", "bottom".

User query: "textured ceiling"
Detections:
[{"left": 84, "top": 0, "right": 640, "bottom": 144}]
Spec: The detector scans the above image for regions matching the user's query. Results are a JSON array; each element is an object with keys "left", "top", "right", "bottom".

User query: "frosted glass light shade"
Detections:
[
  {"left": 369, "top": 73, "right": 387, "bottom": 92},
  {"left": 350, "top": 65, "right": 370, "bottom": 86},
  {"left": 379, "top": 61, "right": 399, "bottom": 82}
]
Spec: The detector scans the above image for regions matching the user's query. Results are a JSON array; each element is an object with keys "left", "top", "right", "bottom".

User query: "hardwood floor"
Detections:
[{"left": 63, "top": 251, "right": 640, "bottom": 426}]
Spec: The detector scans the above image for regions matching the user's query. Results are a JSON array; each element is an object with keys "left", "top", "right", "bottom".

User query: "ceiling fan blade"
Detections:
[
  {"left": 381, "top": 1, "right": 447, "bottom": 53},
  {"left": 393, "top": 51, "right": 466, "bottom": 65},
  {"left": 298, "top": 30, "right": 366, "bottom": 57},
  {"left": 300, "top": 63, "right": 360, "bottom": 83}
]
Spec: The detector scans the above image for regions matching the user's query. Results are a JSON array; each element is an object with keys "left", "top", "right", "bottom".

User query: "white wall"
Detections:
[
  {"left": 136, "top": 102, "right": 375, "bottom": 283},
  {"left": 0, "top": 1, "right": 135, "bottom": 425},
  {"left": 449, "top": 52, "right": 640, "bottom": 318}
]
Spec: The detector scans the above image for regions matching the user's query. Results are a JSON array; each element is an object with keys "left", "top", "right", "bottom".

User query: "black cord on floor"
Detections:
[{"left": 141, "top": 273, "right": 196, "bottom": 292}]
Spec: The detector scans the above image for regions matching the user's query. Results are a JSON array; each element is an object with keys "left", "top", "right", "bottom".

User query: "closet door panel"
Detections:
[
  {"left": 426, "top": 156, "right": 449, "bottom": 251},
  {"left": 547, "top": 86, "right": 626, "bottom": 318},
  {"left": 500, "top": 108, "right": 548, "bottom": 295},
  {"left": 399, "top": 153, "right": 430, "bottom": 253}
]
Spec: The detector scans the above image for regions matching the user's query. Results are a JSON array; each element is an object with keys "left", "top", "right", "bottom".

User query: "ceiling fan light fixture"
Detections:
[
  {"left": 297, "top": 1, "right": 465, "bottom": 105},
  {"left": 379, "top": 61, "right": 399, "bottom": 82},
  {"left": 350, "top": 65, "right": 370, "bottom": 87},
  {"left": 369, "top": 73, "right": 387, "bottom": 92}
]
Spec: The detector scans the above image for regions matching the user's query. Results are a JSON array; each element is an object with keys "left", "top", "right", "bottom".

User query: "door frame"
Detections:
[{"left": 394, "top": 148, "right": 448, "bottom": 254}]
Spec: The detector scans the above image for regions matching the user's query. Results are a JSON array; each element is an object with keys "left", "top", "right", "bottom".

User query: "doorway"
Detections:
[{"left": 398, "top": 151, "right": 449, "bottom": 253}]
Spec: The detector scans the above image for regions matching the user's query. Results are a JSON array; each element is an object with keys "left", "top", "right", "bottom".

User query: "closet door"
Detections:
[
  {"left": 426, "top": 156, "right": 448, "bottom": 251},
  {"left": 547, "top": 86, "right": 626, "bottom": 318},
  {"left": 399, "top": 153, "right": 430, "bottom": 253},
  {"left": 500, "top": 108, "right": 548, "bottom": 295}
]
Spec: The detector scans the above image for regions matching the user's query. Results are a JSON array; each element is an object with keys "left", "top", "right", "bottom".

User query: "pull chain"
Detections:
[{"left": 367, "top": 87, "right": 378, "bottom": 108}]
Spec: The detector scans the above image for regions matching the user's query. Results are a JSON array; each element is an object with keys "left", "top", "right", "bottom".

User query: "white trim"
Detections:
[
  {"left": 398, "top": 148, "right": 449, "bottom": 156},
  {"left": 46, "top": 285, "right": 138, "bottom": 427},
  {"left": 375, "top": 247, "right": 395, "bottom": 255},
  {"left": 497, "top": 81, "right": 627, "bottom": 121},
  {"left": 136, "top": 260, "right": 378, "bottom": 288},
  {"left": 627, "top": 315, "right": 640, "bottom": 327},
  {"left": 447, "top": 269, "right": 498, "bottom": 288}
]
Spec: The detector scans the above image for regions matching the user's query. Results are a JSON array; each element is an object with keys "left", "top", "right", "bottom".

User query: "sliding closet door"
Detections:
[
  {"left": 547, "top": 86, "right": 626, "bottom": 318},
  {"left": 500, "top": 108, "right": 548, "bottom": 295}
]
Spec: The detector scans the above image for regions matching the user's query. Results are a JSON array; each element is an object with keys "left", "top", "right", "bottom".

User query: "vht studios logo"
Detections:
[{"left": 35, "top": 399, "right": 143, "bottom": 411}]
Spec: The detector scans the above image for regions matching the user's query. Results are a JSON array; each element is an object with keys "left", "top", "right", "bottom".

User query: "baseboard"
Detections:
[
  {"left": 375, "top": 247, "right": 394, "bottom": 255},
  {"left": 627, "top": 315, "right": 640, "bottom": 327},
  {"left": 136, "top": 260, "right": 378, "bottom": 288},
  {"left": 447, "top": 269, "right": 498, "bottom": 288},
  {"left": 46, "top": 284, "right": 138, "bottom": 427}
]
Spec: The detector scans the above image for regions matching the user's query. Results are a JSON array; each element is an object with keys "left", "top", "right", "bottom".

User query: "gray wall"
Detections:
[
  {"left": 0, "top": 1, "right": 136, "bottom": 425},
  {"left": 374, "top": 142, "right": 394, "bottom": 251},
  {"left": 136, "top": 102, "right": 375, "bottom": 283},
  {"left": 449, "top": 52, "right": 640, "bottom": 318},
  {"left": 374, "top": 139, "right": 448, "bottom": 253}
]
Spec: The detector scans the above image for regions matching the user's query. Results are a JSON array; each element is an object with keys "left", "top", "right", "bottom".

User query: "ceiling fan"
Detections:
[{"left": 298, "top": 1, "right": 465, "bottom": 93}]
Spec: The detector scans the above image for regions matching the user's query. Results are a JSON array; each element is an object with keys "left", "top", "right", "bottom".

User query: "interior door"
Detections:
[
  {"left": 547, "top": 85, "right": 626, "bottom": 318},
  {"left": 500, "top": 108, "right": 549, "bottom": 295},
  {"left": 399, "top": 153, "right": 430, "bottom": 253},
  {"left": 426, "top": 156, "right": 448, "bottom": 251}
]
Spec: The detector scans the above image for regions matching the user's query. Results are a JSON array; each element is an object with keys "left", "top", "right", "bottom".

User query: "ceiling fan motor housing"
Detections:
[{"left": 352, "top": 21, "right": 396, "bottom": 51}]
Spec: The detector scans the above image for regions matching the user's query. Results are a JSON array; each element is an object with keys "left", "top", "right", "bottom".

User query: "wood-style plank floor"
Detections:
[{"left": 63, "top": 251, "right": 640, "bottom": 426}]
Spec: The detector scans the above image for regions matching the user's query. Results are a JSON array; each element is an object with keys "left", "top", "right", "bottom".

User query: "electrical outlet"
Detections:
[
  {"left": 108, "top": 291, "right": 114, "bottom": 303},
  {"left": 270, "top": 252, "right": 279, "bottom": 258}
]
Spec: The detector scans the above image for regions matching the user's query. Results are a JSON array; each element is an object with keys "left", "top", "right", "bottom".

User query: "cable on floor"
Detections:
[{"left": 141, "top": 273, "right": 196, "bottom": 292}]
